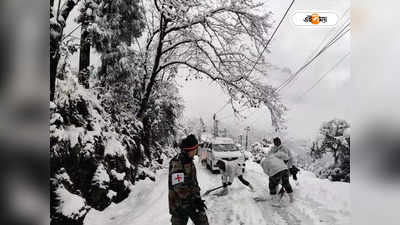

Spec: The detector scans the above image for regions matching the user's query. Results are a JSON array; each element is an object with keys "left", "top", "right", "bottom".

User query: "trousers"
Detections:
[
  {"left": 269, "top": 169, "right": 293, "bottom": 194},
  {"left": 171, "top": 208, "right": 209, "bottom": 225}
]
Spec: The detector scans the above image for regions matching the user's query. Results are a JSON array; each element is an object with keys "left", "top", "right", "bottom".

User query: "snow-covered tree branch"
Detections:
[{"left": 136, "top": 0, "right": 286, "bottom": 129}]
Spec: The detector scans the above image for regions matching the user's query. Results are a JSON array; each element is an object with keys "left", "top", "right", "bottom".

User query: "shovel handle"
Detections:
[{"left": 202, "top": 185, "right": 224, "bottom": 196}]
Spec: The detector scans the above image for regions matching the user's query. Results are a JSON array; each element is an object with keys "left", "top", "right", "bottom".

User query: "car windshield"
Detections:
[{"left": 213, "top": 144, "right": 238, "bottom": 152}]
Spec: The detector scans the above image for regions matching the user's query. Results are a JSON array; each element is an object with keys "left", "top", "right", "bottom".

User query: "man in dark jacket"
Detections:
[{"left": 168, "top": 134, "right": 209, "bottom": 225}]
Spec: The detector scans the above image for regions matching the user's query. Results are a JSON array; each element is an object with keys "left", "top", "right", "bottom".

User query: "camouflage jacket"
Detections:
[{"left": 168, "top": 153, "right": 201, "bottom": 214}]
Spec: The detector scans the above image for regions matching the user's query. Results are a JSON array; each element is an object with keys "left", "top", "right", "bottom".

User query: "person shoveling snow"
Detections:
[
  {"left": 260, "top": 151, "right": 294, "bottom": 206},
  {"left": 214, "top": 160, "right": 254, "bottom": 196}
]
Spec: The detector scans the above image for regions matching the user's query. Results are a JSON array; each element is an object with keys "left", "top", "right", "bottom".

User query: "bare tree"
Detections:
[{"left": 136, "top": 0, "right": 286, "bottom": 129}]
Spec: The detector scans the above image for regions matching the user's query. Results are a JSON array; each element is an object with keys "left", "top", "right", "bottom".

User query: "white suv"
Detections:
[{"left": 205, "top": 137, "right": 246, "bottom": 173}]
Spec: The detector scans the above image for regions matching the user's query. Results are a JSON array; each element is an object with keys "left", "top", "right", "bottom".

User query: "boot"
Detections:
[
  {"left": 288, "top": 192, "right": 295, "bottom": 203},
  {"left": 270, "top": 194, "right": 280, "bottom": 206},
  {"left": 279, "top": 187, "right": 285, "bottom": 200},
  {"left": 218, "top": 187, "right": 228, "bottom": 196}
]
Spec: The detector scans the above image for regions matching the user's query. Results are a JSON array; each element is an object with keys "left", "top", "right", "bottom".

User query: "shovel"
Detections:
[{"left": 202, "top": 185, "right": 224, "bottom": 196}]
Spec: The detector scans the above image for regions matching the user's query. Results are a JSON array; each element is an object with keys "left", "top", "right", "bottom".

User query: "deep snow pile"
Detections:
[
  {"left": 50, "top": 73, "right": 168, "bottom": 224},
  {"left": 84, "top": 157, "right": 350, "bottom": 225},
  {"left": 278, "top": 135, "right": 350, "bottom": 183}
]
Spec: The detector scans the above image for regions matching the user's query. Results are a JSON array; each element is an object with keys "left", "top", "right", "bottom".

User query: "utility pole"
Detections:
[
  {"left": 222, "top": 128, "right": 227, "bottom": 137},
  {"left": 213, "top": 114, "right": 219, "bottom": 137},
  {"left": 244, "top": 126, "right": 250, "bottom": 151},
  {"left": 199, "top": 118, "right": 206, "bottom": 132}
]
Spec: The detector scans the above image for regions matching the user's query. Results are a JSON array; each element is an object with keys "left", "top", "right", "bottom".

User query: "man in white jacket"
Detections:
[
  {"left": 216, "top": 160, "right": 254, "bottom": 195},
  {"left": 260, "top": 151, "right": 294, "bottom": 205},
  {"left": 271, "top": 137, "right": 300, "bottom": 185},
  {"left": 270, "top": 137, "right": 293, "bottom": 168}
]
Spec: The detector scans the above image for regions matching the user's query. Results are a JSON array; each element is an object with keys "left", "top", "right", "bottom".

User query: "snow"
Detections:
[
  {"left": 55, "top": 168, "right": 73, "bottom": 185},
  {"left": 343, "top": 127, "right": 350, "bottom": 138},
  {"left": 335, "top": 136, "right": 349, "bottom": 148},
  {"left": 110, "top": 169, "right": 126, "bottom": 181},
  {"left": 84, "top": 158, "right": 350, "bottom": 225},
  {"left": 211, "top": 137, "right": 235, "bottom": 144},
  {"left": 104, "top": 134, "right": 125, "bottom": 156},
  {"left": 200, "top": 132, "right": 213, "bottom": 142},
  {"left": 305, "top": 152, "right": 336, "bottom": 176},
  {"left": 51, "top": 125, "right": 85, "bottom": 148},
  {"left": 50, "top": 16, "right": 58, "bottom": 26},
  {"left": 92, "top": 164, "right": 110, "bottom": 188},
  {"left": 50, "top": 112, "right": 64, "bottom": 124},
  {"left": 137, "top": 167, "right": 156, "bottom": 180},
  {"left": 107, "top": 190, "right": 117, "bottom": 199},
  {"left": 55, "top": 185, "right": 88, "bottom": 219}
]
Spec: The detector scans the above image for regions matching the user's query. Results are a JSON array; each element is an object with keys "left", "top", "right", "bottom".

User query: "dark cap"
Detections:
[{"left": 181, "top": 134, "right": 198, "bottom": 152}]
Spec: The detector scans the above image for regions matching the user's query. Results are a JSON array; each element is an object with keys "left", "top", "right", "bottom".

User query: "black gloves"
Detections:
[
  {"left": 223, "top": 182, "right": 232, "bottom": 188},
  {"left": 290, "top": 165, "right": 300, "bottom": 175},
  {"left": 194, "top": 198, "right": 207, "bottom": 211}
]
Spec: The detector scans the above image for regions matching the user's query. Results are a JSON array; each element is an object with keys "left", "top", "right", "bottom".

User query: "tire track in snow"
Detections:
[{"left": 197, "top": 161, "right": 266, "bottom": 225}]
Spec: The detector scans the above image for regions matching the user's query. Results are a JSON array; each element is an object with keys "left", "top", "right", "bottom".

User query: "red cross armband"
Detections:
[{"left": 171, "top": 172, "right": 184, "bottom": 185}]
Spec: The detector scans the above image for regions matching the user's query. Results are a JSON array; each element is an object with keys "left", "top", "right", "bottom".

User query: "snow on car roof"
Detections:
[
  {"left": 200, "top": 133, "right": 213, "bottom": 142},
  {"left": 211, "top": 137, "right": 234, "bottom": 144}
]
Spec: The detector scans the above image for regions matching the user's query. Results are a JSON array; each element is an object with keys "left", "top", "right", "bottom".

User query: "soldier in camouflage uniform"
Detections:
[{"left": 168, "top": 134, "right": 209, "bottom": 225}]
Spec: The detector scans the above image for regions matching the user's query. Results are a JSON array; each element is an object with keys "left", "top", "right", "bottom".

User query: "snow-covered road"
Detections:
[{"left": 84, "top": 158, "right": 349, "bottom": 225}]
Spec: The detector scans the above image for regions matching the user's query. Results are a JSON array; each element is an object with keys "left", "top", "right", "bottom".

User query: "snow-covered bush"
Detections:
[
  {"left": 50, "top": 73, "right": 159, "bottom": 224},
  {"left": 306, "top": 119, "right": 350, "bottom": 182},
  {"left": 52, "top": 184, "right": 90, "bottom": 225},
  {"left": 249, "top": 141, "right": 271, "bottom": 163}
]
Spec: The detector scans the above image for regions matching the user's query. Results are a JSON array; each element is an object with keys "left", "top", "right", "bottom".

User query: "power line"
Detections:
[
  {"left": 286, "top": 9, "right": 350, "bottom": 88},
  {"left": 276, "top": 22, "right": 350, "bottom": 91},
  {"left": 276, "top": 18, "right": 350, "bottom": 91},
  {"left": 276, "top": 22, "right": 350, "bottom": 92},
  {"left": 213, "top": 1, "right": 295, "bottom": 124},
  {"left": 304, "top": 9, "right": 350, "bottom": 63},
  {"left": 246, "top": 0, "right": 295, "bottom": 78},
  {"left": 215, "top": 100, "right": 230, "bottom": 115},
  {"left": 326, "top": 25, "right": 350, "bottom": 48},
  {"left": 300, "top": 52, "right": 350, "bottom": 97},
  {"left": 217, "top": 107, "right": 249, "bottom": 120}
]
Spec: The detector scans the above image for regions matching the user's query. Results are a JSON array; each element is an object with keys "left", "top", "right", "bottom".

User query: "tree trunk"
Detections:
[
  {"left": 137, "top": 15, "right": 168, "bottom": 161},
  {"left": 79, "top": 21, "right": 90, "bottom": 88},
  {"left": 142, "top": 116, "right": 152, "bottom": 159},
  {"left": 49, "top": 0, "right": 80, "bottom": 101},
  {"left": 333, "top": 147, "right": 339, "bottom": 165},
  {"left": 137, "top": 15, "right": 167, "bottom": 118},
  {"left": 50, "top": 52, "right": 60, "bottom": 101}
]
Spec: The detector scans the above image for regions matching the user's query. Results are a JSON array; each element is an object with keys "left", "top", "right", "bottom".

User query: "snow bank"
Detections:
[
  {"left": 104, "top": 134, "right": 125, "bottom": 157},
  {"left": 55, "top": 185, "right": 89, "bottom": 219},
  {"left": 84, "top": 159, "right": 350, "bottom": 225}
]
